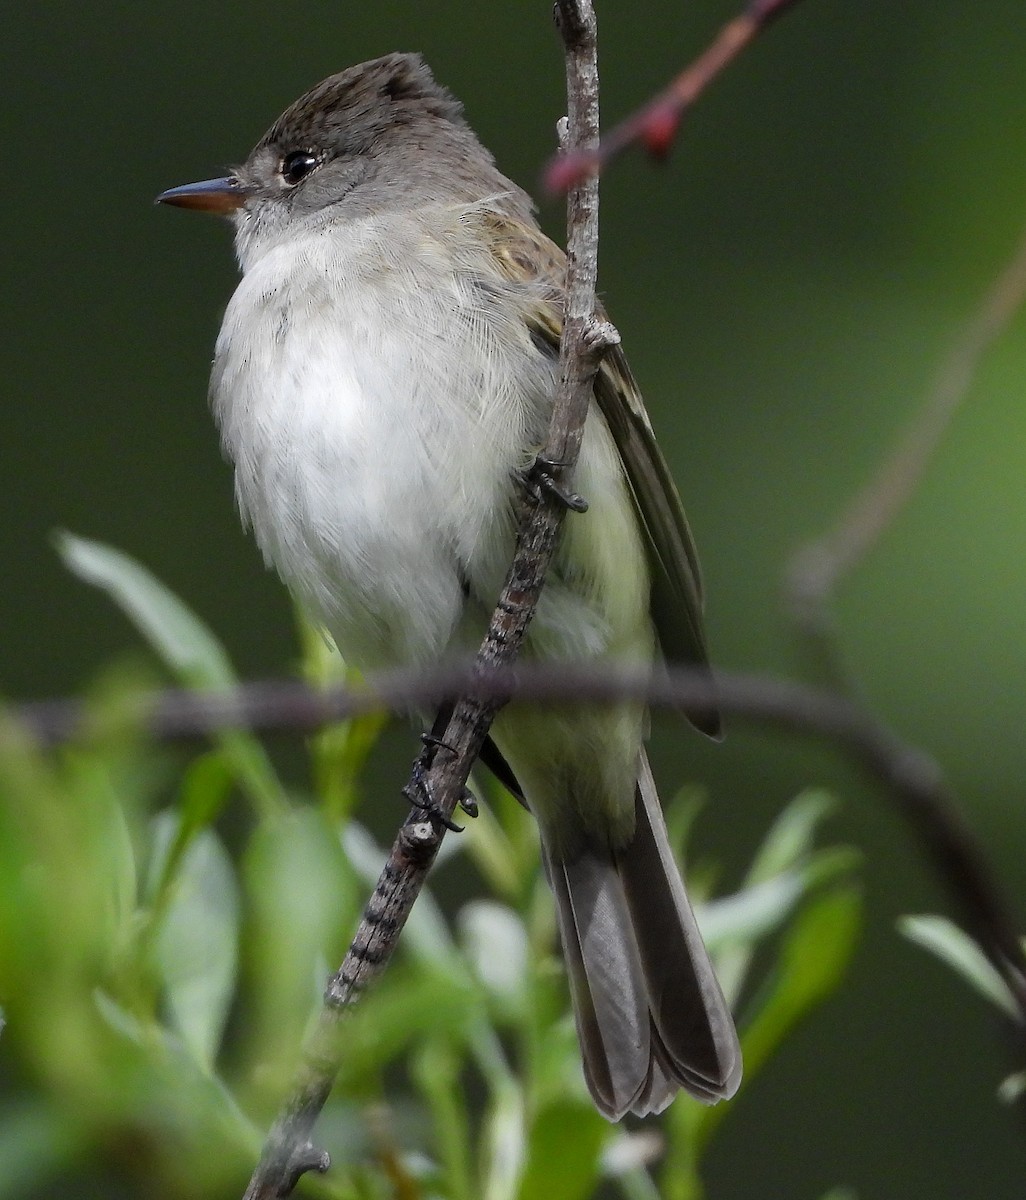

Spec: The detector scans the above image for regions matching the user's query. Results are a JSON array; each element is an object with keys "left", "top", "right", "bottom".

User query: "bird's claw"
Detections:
[
  {"left": 405, "top": 732, "right": 478, "bottom": 830},
  {"left": 514, "top": 454, "right": 589, "bottom": 513},
  {"left": 404, "top": 771, "right": 464, "bottom": 833}
]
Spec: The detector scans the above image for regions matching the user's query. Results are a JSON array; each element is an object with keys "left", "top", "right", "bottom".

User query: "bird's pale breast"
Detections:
[{"left": 210, "top": 212, "right": 555, "bottom": 668}]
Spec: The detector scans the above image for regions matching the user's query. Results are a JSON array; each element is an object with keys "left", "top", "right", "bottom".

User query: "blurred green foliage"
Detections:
[
  {"left": 0, "top": 540, "right": 862, "bottom": 1198},
  {"left": 6, "top": 2, "right": 1026, "bottom": 1195}
]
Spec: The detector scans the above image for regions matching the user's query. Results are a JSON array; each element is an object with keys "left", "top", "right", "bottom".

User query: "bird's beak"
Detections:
[{"left": 155, "top": 176, "right": 248, "bottom": 215}]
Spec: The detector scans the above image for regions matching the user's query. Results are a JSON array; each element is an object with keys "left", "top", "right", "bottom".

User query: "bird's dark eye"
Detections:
[{"left": 280, "top": 151, "right": 319, "bottom": 186}]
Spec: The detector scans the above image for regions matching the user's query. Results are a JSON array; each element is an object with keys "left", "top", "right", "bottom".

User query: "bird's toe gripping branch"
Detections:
[{"left": 514, "top": 454, "right": 590, "bottom": 513}]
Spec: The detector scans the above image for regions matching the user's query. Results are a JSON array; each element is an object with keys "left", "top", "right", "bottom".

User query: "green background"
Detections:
[{"left": 4, "top": 1, "right": 1026, "bottom": 1195}]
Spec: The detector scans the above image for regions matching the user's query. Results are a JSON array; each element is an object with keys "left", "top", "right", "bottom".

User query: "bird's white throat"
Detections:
[{"left": 210, "top": 209, "right": 556, "bottom": 668}]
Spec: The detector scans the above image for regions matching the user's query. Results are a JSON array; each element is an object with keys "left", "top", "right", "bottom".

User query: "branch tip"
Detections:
[
  {"left": 286, "top": 1144, "right": 330, "bottom": 1188},
  {"left": 404, "top": 819, "right": 439, "bottom": 850},
  {"left": 640, "top": 103, "right": 681, "bottom": 159},
  {"left": 544, "top": 0, "right": 806, "bottom": 192},
  {"left": 583, "top": 317, "right": 620, "bottom": 356}
]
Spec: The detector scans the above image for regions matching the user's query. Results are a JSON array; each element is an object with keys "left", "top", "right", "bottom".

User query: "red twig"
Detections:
[{"left": 544, "top": 0, "right": 804, "bottom": 193}]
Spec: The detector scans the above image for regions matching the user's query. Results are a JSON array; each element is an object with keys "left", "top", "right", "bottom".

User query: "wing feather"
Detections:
[{"left": 481, "top": 211, "right": 721, "bottom": 737}]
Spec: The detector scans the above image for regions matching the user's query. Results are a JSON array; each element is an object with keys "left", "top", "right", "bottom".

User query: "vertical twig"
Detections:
[{"left": 241, "top": 6, "right": 612, "bottom": 1195}]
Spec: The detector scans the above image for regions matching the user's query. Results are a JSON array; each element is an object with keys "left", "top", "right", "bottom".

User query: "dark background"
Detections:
[{"left": 4, "top": 2, "right": 1026, "bottom": 1195}]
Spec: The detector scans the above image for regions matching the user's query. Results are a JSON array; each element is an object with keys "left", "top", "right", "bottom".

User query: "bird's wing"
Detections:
[{"left": 482, "top": 211, "right": 721, "bottom": 738}]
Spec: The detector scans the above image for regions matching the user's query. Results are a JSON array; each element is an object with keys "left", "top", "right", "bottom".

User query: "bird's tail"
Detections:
[{"left": 541, "top": 754, "right": 741, "bottom": 1120}]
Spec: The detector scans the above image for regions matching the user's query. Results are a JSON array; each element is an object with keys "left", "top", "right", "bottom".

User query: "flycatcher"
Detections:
[{"left": 158, "top": 52, "right": 741, "bottom": 1120}]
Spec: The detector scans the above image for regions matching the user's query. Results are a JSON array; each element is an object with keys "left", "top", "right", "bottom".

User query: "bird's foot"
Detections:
[
  {"left": 404, "top": 735, "right": 478, "bottom": 830},
  {"left": 403, "top": 773, "right": 464, "bottom": 832},
  {"left": 514, "top": 454, "right": 589, "bottom": 513}
]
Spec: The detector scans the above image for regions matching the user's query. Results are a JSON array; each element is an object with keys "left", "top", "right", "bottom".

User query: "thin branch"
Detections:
[
  {"left": 0, "top": 663, "right": 931, "bottom": 745},
  {"left": 544, "top": 0, "right": 804, "bottom": 194},
  {"left": 776, "top": 220, "right": 1026, "bottom": 1096},
  {"left": 239, "top": 6, "right": 609, "bottom": 1196},
  {"left": 537, "top": 9, "right": 1026, "bottom": 1072},
  {"left": 788, "top": 219, "right": 1026, "bottom": 630},
  {"left": 12, "top": 659, "right": 1026, "bottom": 1029},
  {"left": 0, "top": 663, "right": 994, "bottom": 751}
]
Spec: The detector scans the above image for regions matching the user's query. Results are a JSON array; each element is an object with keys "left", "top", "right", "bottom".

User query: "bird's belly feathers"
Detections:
[
  {"left": 210, "top": 231, "right": 554, "bottom": 667},
  {"left": 210, "top": 224, "right": 652, "bottom": 695}
]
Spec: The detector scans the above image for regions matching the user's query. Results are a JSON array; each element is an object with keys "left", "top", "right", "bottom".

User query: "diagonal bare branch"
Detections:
[
  {"left": 13, "top": 654, "right": 1026, "bottom": 1035},
  {"left": 788, "top": 220, "right": 1026, "bottom": 628},
  {"left": 777, "top": 220, "right": 1026, "bottom": 1097},
  {"left": 545, "top": 0, "right": 804, "bottom": 193},
  {"left": 238, "top": 6, "right": 610, "bottom": 1196}
]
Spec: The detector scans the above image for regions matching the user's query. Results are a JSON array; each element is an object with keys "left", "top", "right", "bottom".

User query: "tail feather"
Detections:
[
  {"left": 548, "top": 850, "right": 652, "bottom": 1118},
  {"left": 541, "top": 752, "right": 741, "bottom": 1120},
  {"left": 619, "top": 756, "right": 741, "bottom": 1100}
]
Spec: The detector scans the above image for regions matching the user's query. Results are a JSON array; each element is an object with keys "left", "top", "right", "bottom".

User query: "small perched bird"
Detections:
[{"left": 158, "top": 52, "right": 741, "bottom": 1119}]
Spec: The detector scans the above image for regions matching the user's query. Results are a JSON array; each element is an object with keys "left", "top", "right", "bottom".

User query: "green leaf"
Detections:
[
  {"left": 691, "top": 884, "right": 862, "bottom": 1152},
  {"left": 664, "top": 786, "right": 709, "bottom": 866},
  {"left": 743, "top": 789, "right": 838, "bottom": 885},
  {"left": 478, "top": 1076, "right": 525, "bottom": 1200},
  {"left": 518, "top": 1099, "right": 606, "bottom": 1200},
  {"left": 411, "top": 1036, "right": 474, "bottom": 1200},
  {"left": 702, "top": 846, "right": 860, "bottom": 1008},
  {"left": 464, "top": 792, "right": 524, "bottom": 903},
  {"left": 686, "top": 791, "right": 853, "bottom": 1012},
  {"left": 743, "top": 884, "right": 862, "bottom": 1072},
  {"left": 57, "top": 532, "right": 237, "bottom": 687},
  {"left": 93, "top": 988, "right": 147, "bottom": 1045},
  {"left": 241, "top": 808, "right": 358, "bottom": 1088},
  {"left": 149, "top": 812, "right": 239, "bottom": 1069},
  {"left": 178, "top": 752, "right": 235, "bottom": 842},
  {"left": 145, "top": 753, "right": 234, "bottom": 921},
  {"left": 700, "top": 847, "right": 860, "bottom": 949},
  {"left": 93, "top": 989, "right": 261, "bottom": 1184},
  {"left": 294, "top": 607, "right": 388, "bottom": 822},
  {"left": 0, "top": 1101, "right": 81, "bottom": 1200},
  {"left": 337, "top": 968, "right": 477, "bottom": 1087},
  {"left": 55, "top": 532, "right": 285, "bottom": 816},
  {"left": 100, "top": 776, "right": 139, "bottom": 950},
  {"left": 459, "top": 900, "right": 529, "bottom": 1013},
  {"left": 898, "top": 914, "right": 1019, "bottom": 1019}
]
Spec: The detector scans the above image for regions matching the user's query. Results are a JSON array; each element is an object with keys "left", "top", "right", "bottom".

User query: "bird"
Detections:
[{"left": 157, "top": 51, "right": 741, "bottom": 1120}]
